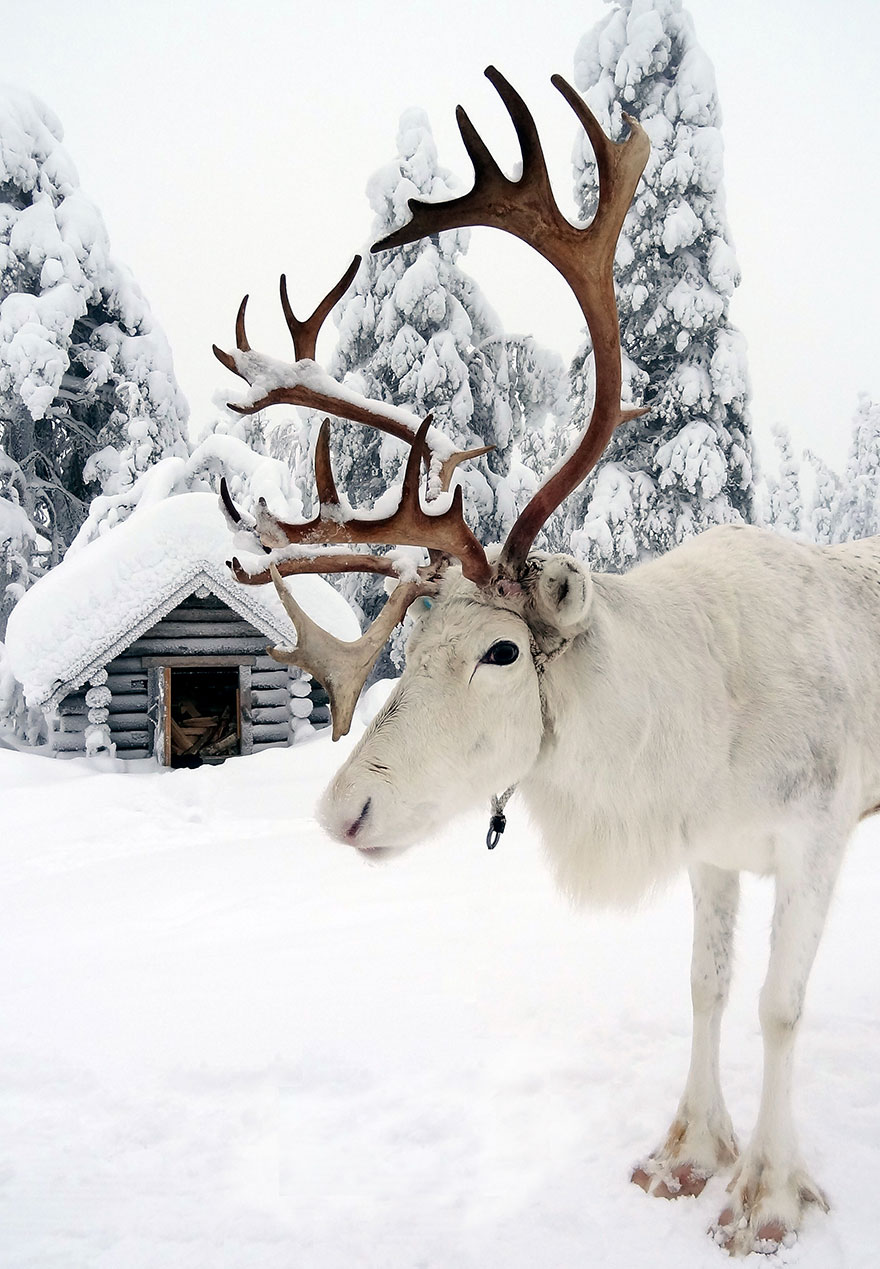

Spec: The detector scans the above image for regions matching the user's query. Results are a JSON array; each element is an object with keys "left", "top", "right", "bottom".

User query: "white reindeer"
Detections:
[{"left": 216, "top": 69, "right": 877, "bottom": 1255}]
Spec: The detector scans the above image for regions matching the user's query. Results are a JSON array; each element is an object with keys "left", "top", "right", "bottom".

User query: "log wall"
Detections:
[{"left": 50, "top": 591, "right": 329, "bottom": 761}]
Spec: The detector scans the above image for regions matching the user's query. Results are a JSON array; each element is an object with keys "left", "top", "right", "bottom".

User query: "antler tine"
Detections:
[
  {"left": 314, "top": 419, "right": 341, "bottom": 506},
  {"left": 551, "top": 76, "right": 643, "bottom": 257},
  {"left": 219, "top": 476, "right": 242, "bottom": 525},
  {"left": 279, "top": 255, "right": 362, "bottom": 360},
  {"left": 438, "top": 443, "right": 494, "bottom": 492},
  {"left": 214, "top": 265, "right": 497, "bottom": 508},
  {"left": 375, "top": 66, "right": 556, "bottom": 253},
  {"left": 235, "top": 295, "right": 251, "bottom": 352},
  {"left": 267, "top": 563, "right": 432, "bottom": 740},
  {"left": 239, "top": 416, "right": 492, "bottom": 585},
  {"left": 221, "top": 414, "right": 490, "bottom": 586},
  {"left": 228, "top": 552, "right": 405, "bottom": 586},
  {"left": 211, "top": 296, "right": 252, "bottom": 381}
]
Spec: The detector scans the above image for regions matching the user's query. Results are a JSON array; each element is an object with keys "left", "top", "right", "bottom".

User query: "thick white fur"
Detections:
[{"left": 319, "top": 524, "right": 880, "bottom": 1253}]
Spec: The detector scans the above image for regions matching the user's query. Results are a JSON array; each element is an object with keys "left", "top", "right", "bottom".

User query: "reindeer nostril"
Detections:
[{"left": 345, "top": 797, "right": 372, "bottom": 842}]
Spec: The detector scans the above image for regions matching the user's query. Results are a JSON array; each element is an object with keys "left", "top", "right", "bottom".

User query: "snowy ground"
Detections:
[{"left": 2, "top": 730, "right": 879, "bottom": 1269}]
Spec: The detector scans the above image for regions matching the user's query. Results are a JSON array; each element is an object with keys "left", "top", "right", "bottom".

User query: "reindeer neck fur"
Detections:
[{"left": 519, "top": 525, "right": 880, "bottom": 908}]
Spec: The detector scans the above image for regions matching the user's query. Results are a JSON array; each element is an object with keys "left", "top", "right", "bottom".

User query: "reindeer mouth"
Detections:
[{"left": 345, "top": 797, "right": 372, "bottom": 843}]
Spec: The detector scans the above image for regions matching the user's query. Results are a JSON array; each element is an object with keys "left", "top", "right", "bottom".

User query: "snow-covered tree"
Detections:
[
  {"left": 0, "top": 85, "right": 189, "bottom": 603},
  {"left": 804, "top": 449, "right": 841, "bottom": 546},
  {"left": 0, "top": 445, "right": 39, "bottom": 630},
  {"left": 319, "top": 107, "right": 564, "bottom": 656},
  {"left": 554, "top": 0, "right": 755, "bottom": 570},
  {"left": 765, "top": 423, "right": 803, "bottom": 537},
  {"left": 833, "top": 393, "right": 880, "bottom": 542}
]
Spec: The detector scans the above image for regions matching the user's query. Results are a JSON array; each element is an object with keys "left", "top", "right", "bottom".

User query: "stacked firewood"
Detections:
[{"left": 170, "top": 699, "right": 238, "bottom": 759}]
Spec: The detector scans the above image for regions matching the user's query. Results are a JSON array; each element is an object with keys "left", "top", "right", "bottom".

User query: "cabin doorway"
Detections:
[{"left": 166, "top": 665, "right": 241, "bottom": 766}]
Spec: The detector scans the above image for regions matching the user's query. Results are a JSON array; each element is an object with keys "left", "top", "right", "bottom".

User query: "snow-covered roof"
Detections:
[{"left": 4, "top": 492, "right": 360, "bottom": 708}]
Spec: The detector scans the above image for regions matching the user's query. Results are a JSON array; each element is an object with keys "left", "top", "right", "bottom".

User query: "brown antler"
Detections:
[
  {"left": 212, "top": 260, "right": 492, "bottom": 487},
  {"left": 373, "top": 66, "right": 650, "bottom": 574},
  {"left": 267, "top": 563, "right": 434, "bottom": 740},
  {"left": 216, "top": 68, "right": 650, "bottom": 739},
  {"left": 214, "top": 260, "right": 495, "bottom": 738},
  {"left": 226, "top": 417, "right": 492, "bottom": 587}
]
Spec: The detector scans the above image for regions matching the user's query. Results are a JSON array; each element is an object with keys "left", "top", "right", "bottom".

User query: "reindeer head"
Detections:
[
  {"left": 215, "top": 67, "right": 649, "bottom": 851},
  {"left": 318, "top": 550, "right": 595, "bottom": 852}
]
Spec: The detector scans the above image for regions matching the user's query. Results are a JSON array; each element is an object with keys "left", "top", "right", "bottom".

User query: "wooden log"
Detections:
[
  {"left": 106, "top": 673, "right": 149, "bottom": 694},
  {"left": 310, "top": 704, "right": 331, "bottom": 726},
  {"left": 252, "top": 705, "right": 290, "bottom": 726},
  {"left": 108, "top": 693, "right": 148, "bottom": 714},
  {"left": 253, "top": 740, "right": 290, "bottom": 753},
  {"left": 251, "top": 688, "right": 289, "bottom": 708},
  {"left": 57, "top": 715, "right": 89, "bottom": 734},
  {"left": 252, "top": 721, "right": 290, "bottom": 742},
  {"left": 105, "top": 656, "right": 145, "bottom": 673},
  {"left": 164, "top": 607, "right": 243, "bottom": 623},
  {"left": 251, "top": 672, "right": 288, "bottom": 691},
  {"left": 110, "top": 729, "right": 151, "bottom": 749},
  {"left": 52, "top": 732, "right": 86, "bottom": 752},
  {"left": 141, "top": 654, "right": 256, "bottom": 668},
  {"left": 130, "top": 635, "right": 267, "bottom": 655},
  {"left": 108, "top": 712, "right": 150, "bottom": 731},
  {"left": 57, "top": 696, "right": 88, "bottom": 717},
  {"left": 147, "top": 620, "right": 261, "bottom": 640}
]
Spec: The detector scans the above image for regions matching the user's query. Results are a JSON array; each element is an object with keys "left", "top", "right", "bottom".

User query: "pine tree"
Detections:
[
  {"left": 0, "top": 447, "right": 39, "bottom": 632},
  {"left": 555, "top": 0, "right": 755, "bottom": 570},
  {"left": 804, "top": 450, "right": 841, "bottom": 546},
  {"left": 319, "top": 107, "right": 564, "bottom": 666},
  {"left": 0, "top": 85, "right": 189, "bottom": 622},
  {"left": 834, "top": 393, "right": 880, "bottom": 542},
  {"left": 765, "top": 423, "right": 803, "bottom": 537}
]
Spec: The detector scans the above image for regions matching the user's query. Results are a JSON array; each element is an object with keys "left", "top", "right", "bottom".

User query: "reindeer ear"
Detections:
[{"left": 529, "top": 554, "right": 592, "bottom": 631}]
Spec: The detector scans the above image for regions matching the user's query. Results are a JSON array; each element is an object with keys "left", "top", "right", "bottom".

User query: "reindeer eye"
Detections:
[{"left": 480, "top": 640, "right": 520, "bottom": 666}]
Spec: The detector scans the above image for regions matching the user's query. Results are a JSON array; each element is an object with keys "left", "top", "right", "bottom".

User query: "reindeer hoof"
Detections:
[
  {"left": 709, "top": 1157, "right": 828, "bottom": 1255},
  {"left": 711, "top": 1208, "right": 793, "bottom": 1256},
  {"left": 632, "top": 1161, "right": 710, "bottom": 1198}
]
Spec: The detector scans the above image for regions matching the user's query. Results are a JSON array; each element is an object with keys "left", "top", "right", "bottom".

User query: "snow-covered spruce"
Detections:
[
  {"left": 764, "top": 422, "right": 804, "bottom": 538},
  {"left": 0, "top": 83, "right": 189, "bottom": 632},
  {"left": 832, "top": 393, "right": 880, "bottom": 543},
  {"left": 549, "top": 0, "right": 755, "bottom": 568}
]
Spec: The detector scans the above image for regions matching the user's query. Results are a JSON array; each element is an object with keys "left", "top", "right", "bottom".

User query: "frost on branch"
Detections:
[{"left": 549, "top": 0, "right": 756, "bottom": 568}]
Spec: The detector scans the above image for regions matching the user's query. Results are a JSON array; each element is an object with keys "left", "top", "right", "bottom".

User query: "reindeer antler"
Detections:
[
  {"left": 373, "top": 67, "right": 650, "bottom": 574},
  {"left": 212, "top": 258, "right": 491, "bottom": 483},
  {"left": 216, "top": 68, "right": 650, "bottom": 739},
  {"left": 268, "top": 564, "right": 433, "bottom": 741},
  {"left": 225, "top": 418, "right": 492, "bottom": 586}
]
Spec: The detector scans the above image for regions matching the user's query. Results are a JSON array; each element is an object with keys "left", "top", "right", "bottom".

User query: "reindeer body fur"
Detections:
[
  {"left": 526, "top": 524, "right": 880, "bottom": 907},
  {"left": 321, "top": 522, "right": 880, "bottom": 1254}
]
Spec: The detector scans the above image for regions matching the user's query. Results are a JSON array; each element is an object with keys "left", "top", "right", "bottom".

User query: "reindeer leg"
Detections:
[
  {"left": 633, "top": 862, "right": 739, "bottom": 1199},
  {"left": 711, "top": 832, "right": 842, "bottom": 1255}
]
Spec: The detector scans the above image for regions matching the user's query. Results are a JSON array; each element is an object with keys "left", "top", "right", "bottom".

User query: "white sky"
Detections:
[{"left": 5, "top": 0, "right": 880, "bottom": 472}]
